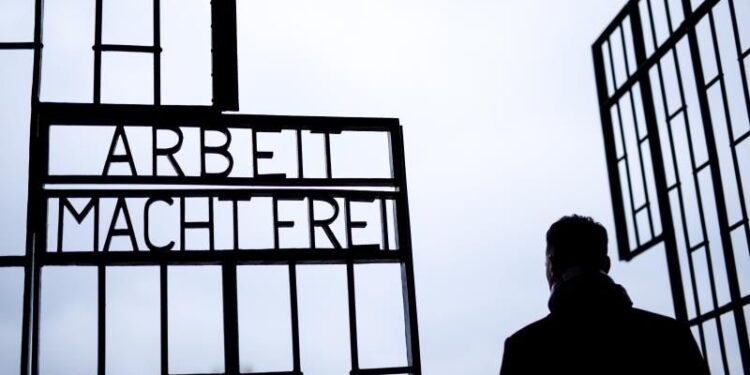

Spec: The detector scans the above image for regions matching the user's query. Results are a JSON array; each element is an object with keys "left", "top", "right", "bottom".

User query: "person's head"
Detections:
[{"left": 545, "top": 215, "right": 610, "bottom": 288}]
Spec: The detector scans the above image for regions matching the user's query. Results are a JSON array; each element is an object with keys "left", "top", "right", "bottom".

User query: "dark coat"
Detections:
[{"left": 500, "top": 273, "right": 709, "bottom": 375}]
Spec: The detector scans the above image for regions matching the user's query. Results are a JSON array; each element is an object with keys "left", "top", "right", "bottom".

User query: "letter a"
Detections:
[
  {"left": 103, "top": 198, "right": 139, "bottom": 251},
  {"left": 103, "top": 125, "right": 137, "bottom": 176}
]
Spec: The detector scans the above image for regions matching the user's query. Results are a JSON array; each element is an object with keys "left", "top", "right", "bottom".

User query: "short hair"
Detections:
[{"left": 546, "top": 215, "right": 608, "bottom": 272}]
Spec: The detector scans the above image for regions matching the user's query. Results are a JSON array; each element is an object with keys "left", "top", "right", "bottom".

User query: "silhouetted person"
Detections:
[{"left": 500, "top": 215, "right": 709, "bottom": 375}]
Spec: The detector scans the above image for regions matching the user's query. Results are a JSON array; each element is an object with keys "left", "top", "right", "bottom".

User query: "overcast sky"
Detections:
[{"left": 0, "top": 0, "right": 683, "bottom": 374}]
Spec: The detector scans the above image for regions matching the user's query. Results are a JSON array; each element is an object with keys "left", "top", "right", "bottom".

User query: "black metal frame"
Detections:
[
  {"left": 594, "top": 0, "right": 750, "bottom": 373},
  {"left": 0, "top": 0, "right": 422, "bottom": 374}
]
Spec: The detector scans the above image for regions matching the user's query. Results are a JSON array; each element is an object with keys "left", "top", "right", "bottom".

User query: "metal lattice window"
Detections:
[{"left": 594, "top": 0, "right": 750, "bottom": 373}]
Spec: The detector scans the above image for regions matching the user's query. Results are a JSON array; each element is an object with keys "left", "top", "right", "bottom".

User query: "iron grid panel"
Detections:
[
  {"left": 0, "top": 103, "right": 423, "bottom": 375},
  {"left": 0, "top": 0, "right": 422, "bottom": 372},
  {"left": 594, "top": 0, "right": 750, "bottom": 373}
]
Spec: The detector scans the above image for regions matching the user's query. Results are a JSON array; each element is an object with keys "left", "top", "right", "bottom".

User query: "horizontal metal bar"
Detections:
[
  {"left": 689, "top": 295, "right": 750, "bottom": 326},
  {"left": 41, "top": 249, "right": 405, "bottom": 266},
  {"left": 601, "top": 0, "right": 720, "bottom": 108},
  {"left": 742, "top": 47, "right": 750, "bottom": 60},
  {"left": 730, "top": 219, "right": 747, "bottom": 232},
  {"left": 690, "top": 240, "right": 707, "bottom": 253},
  {"left": 667, "top": 106, "right": 685, "bottom": 121},
  {"left": 639, "top": 135, "right": 650, "bottom": 143},
  {"left": 634, "top": 202, "right": 650, "bottom": 213},
  {"left": 45, "top": 188, "right": 399, "bottom": 199},
  {"left": 695, "top": 160, "right": 711, "bottom": 173},
  {"left": 46, "top": 176, "right": 398, "bottom": 188},
  {"left": 624, "top": 234, "right": 665, "bottom": 260},
  {"left": 617, "top": 154, "right": 627, "bottom": 162},
  {"left": 0, "top": 256, "right": 29, "bottom": 267},
  {"left": 704, "top": 74, "right": 723, "bottom": 89},
  {"left": 734, "top": 130, "right": 750, "bottom": 146},
  {"left": 668, "top": 182, "right": 680, "bottom": 191},
  {"left": 38, "top": 102, "right": 400, "bottom": 131},
  {"left": 172, "top": 372, "right": 301, "bottom": 375},
  {"left": 352, "top": 367, "right": 414, "bottom": 375},
  {"left": 96, "top": 44, "right": 161, "bottom": 53},
  {"left": 0, "top": 42, "right": 37, "bottom": 50}
]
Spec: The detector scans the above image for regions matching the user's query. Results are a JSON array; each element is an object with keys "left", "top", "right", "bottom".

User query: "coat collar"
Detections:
[{"left": 548, "top": 271, "right": 633, "bottom": 315}]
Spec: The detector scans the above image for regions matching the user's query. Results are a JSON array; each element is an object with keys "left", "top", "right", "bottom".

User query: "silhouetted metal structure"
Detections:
[
  {"left": 0, "top": 1, "right": 422, "bottom": 374},
  {"left": 594, "top": 0, "right": 750, "bottom": 373}
]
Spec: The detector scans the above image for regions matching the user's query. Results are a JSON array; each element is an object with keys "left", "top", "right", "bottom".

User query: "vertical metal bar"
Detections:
[
  {"left": 645, "top": 0, "right": 658, "bottom": 52},
  {"left": 296, "top": 129, "right": 304, "bottom": 179},
  {"left": 28, "top": 120, "right": 49, "bottom": 375},
  {"left": 662, "top": 0, "right": 673, "bottom": 33},
  {"left": 630, "top": 2, "right": 689, "bottom": 321},
  {"left": 593, "top": 40, "right": 631, "bottom": 261},
  {"left": 210, "top": 0, "right": 239, "bottom": 110},
  {"left": 222, "top": 262, "right": 239, "bottom": 375},
  {"left": 346, "top": 261, "right": 359, "bottom": 372},
  {"left": 389, "top": 125, "right": 422, "bottom": 375},
  {"left": 28, "top": 3, "right": 49, "bottom": 363},
  {"left": 29, "top": 255, "right": 41, "bottom": 375},
  {"left": 324, "top": 133, "right": 332, "bottom": 179},
  {"left": 94, "top": 201, "right": 99, "bottom": 253},
  {"left": 288, "top": 263, "right": 301, "bottom": 374},
  {"left": 153, "top": 0, "right": 161, "bottom": 105},
  {"left": 29, "top": 0, "right": 43, "bottom": 102},
  {"left": 19, "top": 256, "right": 33, "bottom": 375},
  {"left": 97, "top": 265, "right": 106, "bottom": 375},
  {"left": 344, "top": 199, "right": 360, "bottom": 372},
  {"left": 307, "top": 198, "right": 316, "bottom": 249},
  {"left": 380, "top": 198, "right": 390, "bottom": 251},
  {"left": 94, "top": 0, "right": 103, "bottom": 104},
  {"left": 209, "top": 196, "right": 215, "bottom": 251},
  {"left": 20, "top": 256, "right": 32, "bottom": 375},
  {"left": 230, "top": 198, "right": 240, "bottom": 250},
  {"left": 199, "top": 129, "right": 206, "bottom": 176},
  {"left": 160, "top": 264, "right": 168, "bottom": 375},
  {"left": 251, "top": 129, "right": 258, "bottom": 178},
  {"left": 681, "top": 0, "right": 750, "bottom": 370},
  {"left": 726, "top": 0, "right": 750, "bottom": 131},
  {"left": 179, "top": 197, "right": 185, "bottom": 251},
  {"left": 22, "top": 0, "right": 45, "bottom": 372},
  {"left": 272, "top": 197, "right": 280, "bottom": 249}
]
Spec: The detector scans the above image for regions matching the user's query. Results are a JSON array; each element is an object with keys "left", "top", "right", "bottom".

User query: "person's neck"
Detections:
[{"left": 550, "top": 267, "right": 607, "bottom": 293}]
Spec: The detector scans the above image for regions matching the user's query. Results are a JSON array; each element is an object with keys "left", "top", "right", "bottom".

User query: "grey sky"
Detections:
[{"left": 0, "top": 0, "right": 686, "bottom": 374}]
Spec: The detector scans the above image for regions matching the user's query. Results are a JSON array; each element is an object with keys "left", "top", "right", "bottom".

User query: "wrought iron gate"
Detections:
[
  {"left": 0, "top": 0, "right": 422, "bottom": 374},
  {"left": 594, "top": 0, "right": 750, "bottom": 373}
]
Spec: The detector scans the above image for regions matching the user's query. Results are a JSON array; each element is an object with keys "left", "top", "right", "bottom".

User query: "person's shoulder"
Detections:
[
  {"left": 627, "top": 308, "right": 693, "bottom": 337},
  {"left": 505, "top": 315, "right": 555, "bottom": 344},
  {"left": 628, "top": 308, "right": 709, "bottom": 373},
  {"left": 629, "top": 308, "right": 686, "bottom": 327}
]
